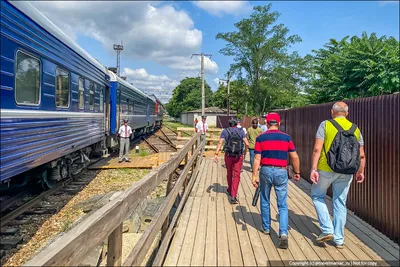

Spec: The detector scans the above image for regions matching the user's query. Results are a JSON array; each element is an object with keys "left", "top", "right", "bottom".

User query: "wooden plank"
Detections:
[
  {"left": 204, "top": 162, "right": 217, "bottom": 267},
  {"left": 239, "top": 172, "right": 283, "bottom": 266},
  {"left": 219, "top": 159, "right": 257, "bottom": 267},
  {"left": 177, "top": 127, "right": 222, "bottom": 133},
  {"left": 24, "top": 134, "right": 200, "bottom": 267},
  {"left": 107, "top": 223, "right": 123, "bottom": 267},
  {"left": 175, "top": 161, "right": 210, "bottom": 266},
  {"left": 237, "top": 190, "right": 270, "bottom": 266},
  {"left": 154, "top": 155, "right": 203, "bottom": 266},
  {"left": 177, "top": 136, "right": 220, "bottom": 142},
  {"left": 216, "top": 165, "right": 230, "bottom": 266},
  {"left": 163, "top": 159, "right": 206, "bottom": 266},
  {"left": 240, "top": 171, "right": 294, "bottom": 266},
  {"left": 190, "top": 161, "right": 213, "bottom": 266},
  {"left": 219, "top": 159, "right": 244, "bottom": 266},
  {"left": 123, "top": 143, "right": 202, "bottom": 266},
  {"left": 289, "top": 180, "right": 395, "bottom": 265},
  {"left": 285, "top": 181, "right": 366, "bottom": 262}
]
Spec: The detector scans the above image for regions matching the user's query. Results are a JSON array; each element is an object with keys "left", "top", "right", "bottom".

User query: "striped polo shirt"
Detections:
[{"left": 254, "top": 130, "right": 296, "bottom": 167}]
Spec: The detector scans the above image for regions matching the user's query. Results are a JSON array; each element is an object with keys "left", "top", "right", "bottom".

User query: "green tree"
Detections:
[
  {"left": 166, "top": 77, "right": 213, "bottom": 118},
  {"left": 308, "top": 32, "right": 400, "bottom": 103},
  {"left": 212, "top": 83, "right": 227, "bottom": 108},
  {"left": 216, "top": 4, "right": 304, "bottom": 114}
]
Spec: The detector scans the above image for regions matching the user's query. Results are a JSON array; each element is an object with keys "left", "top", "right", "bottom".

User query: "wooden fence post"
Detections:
[
  {"left": 107, "top": 223, "right": 123, "bottom": 266},
  {"left": 162, "top": 172, "right": 174, "bottom": 237}
]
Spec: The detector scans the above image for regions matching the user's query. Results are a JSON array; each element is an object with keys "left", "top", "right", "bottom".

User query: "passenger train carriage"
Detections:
[{"left": 0, "top": 1, "right": 163, "bottom": 189}]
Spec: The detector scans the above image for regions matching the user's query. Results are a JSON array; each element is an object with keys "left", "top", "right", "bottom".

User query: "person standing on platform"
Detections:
[
  {"left": 310, "top": 101, "right": 365, "bottom": 249},
  {"left": 237, "top": 119, "right": 247, "bottom": 136},
  {"left": 247, "top": 118, "right": 263, "bottom": 171},
  {"left": 252, "top": 112, "right": 301, "bottom": 249},
  {"left": 117, "top": 119, "right": 133, "bottom": 163},
  {"left": 196, "top": 116, "right": 208, "bottom": 153},
  {"left": 194, "top": 117, "right": 198, "bottom": 131},
  {"left": 215, "top": 119, "right": 249, "bottom": 204},
  {"left": 259, "top": 117, "right": 268, "bottom": 132}
]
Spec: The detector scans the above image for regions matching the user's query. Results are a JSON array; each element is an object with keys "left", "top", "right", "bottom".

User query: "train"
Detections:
[{"left": 0, "top": 1, "right": 165, "bottom": 189}]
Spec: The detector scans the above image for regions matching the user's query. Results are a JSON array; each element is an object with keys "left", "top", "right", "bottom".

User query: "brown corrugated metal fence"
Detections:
[{"left": 243, "top": 93, "right": 399, "bottom": 243}]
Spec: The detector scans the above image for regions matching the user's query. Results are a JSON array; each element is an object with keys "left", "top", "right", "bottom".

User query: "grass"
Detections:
[
  {"left": 60, "top": 219, "right": 73, "bottom": 232},
  {"left": 163, "top": 121, "right": 188, "bottom": 131}
]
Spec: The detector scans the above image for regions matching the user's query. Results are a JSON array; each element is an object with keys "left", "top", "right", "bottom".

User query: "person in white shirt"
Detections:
[
  {"left": 236, "top": 119, "right": 247, "bottom": 135},
  {"left": 117, "top": 119, "right": 133, "bottom": 163},
  {"left": 195, "top": 116, "right": 208, "bottom": 153}
]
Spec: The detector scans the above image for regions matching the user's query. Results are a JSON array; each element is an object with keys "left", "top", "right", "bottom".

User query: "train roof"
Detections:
[
  {"left": 9, "top": 1, "right": 108, "bottom": 75},
  {"left": 108, "top": 70, "right": 153, "bottom": 101}
]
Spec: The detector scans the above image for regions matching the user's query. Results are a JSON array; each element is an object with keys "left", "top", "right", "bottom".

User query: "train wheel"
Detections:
[{"left": 41, "top": 170, "right": 56, "bottom": 190}]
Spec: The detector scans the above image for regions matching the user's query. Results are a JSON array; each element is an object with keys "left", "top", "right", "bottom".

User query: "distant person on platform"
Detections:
[
  {"left": 117, "top": 119, "right": 132, "bottom": 163},
  {"left": 247, "top": 118, "right": 263, "bottom": 171},
  {"left": 215, "top": 119, "right": 249, "bottom": 204},
  {"left": 194, "top": 117, "right": 199, "bottom": 131},
  {"left": 196, "top": 116, "right": 208, "bottom": 153},
  {"left": 237, "top": 119, "right": 247, "bottom": 136},
  {"left": 259, "top": 117, "right": 268, "bottom": 132}
]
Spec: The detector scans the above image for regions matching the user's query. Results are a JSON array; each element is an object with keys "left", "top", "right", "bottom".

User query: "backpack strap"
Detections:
[
  {"left": 349, "top": 123, "right": 357, "bottom": 134},
  {"left": 226, "top": 128, "right": 232, "bottom": 138},
  {"left": 329, "top": 119, "right": 344, "bottom": 131}
]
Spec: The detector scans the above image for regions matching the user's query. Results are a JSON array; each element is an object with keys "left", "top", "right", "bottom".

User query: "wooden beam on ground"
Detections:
[
  {"left": 24, "top": 134, "right": 201, "bottom": 267},
  {"left": 177, "top": 136, "right": 219, "bottom": 142}
]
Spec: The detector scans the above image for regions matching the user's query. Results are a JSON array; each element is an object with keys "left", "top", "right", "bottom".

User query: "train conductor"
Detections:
[{"left": 118, "top": 119, "right": 133, "bottom": 163}]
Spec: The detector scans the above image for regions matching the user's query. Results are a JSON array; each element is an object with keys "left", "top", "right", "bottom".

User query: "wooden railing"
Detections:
[
  {"left": 176, "top": 127, "right": 222, "bottom": 150},
  {"left": 25, "top": 133, "right": 203, "bottom": 266}
]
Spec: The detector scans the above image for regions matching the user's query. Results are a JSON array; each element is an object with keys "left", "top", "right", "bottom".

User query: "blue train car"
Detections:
[
  {"left": 109, "top": 71, "right": 159, "bottom": 142},
  {"left": 0, "top": 1, "right": 110, "bottom": 188}
]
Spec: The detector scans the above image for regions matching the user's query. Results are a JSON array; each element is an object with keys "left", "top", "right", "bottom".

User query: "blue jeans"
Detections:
[
  {"left": 259, "top": 166, "right": 288, "bottom": 236},
  {"left": 249, "top": 149, "right": 255, "bottom": 169},
  {"left": 311, "top": 170, "right": 352, "bottom": 245}
]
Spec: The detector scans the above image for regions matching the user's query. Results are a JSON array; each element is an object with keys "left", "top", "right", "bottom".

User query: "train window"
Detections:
[
  {"left": 89, "top": 81, "right": 94, "bottom": 110},
  {"left": 99, "top": 88, "right": 103, "bottom": 112},
  {"left": 78, "top": 78, "right": 84, "bottom": 109},
  {"left": 15, "top": 51, "right": 41, "bottom": 105},
  {"left": 55, "top": 68, "right": 70, "bottom": 108}
]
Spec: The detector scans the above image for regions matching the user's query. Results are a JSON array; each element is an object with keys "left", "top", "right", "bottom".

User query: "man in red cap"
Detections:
[{"left": 251, "top": 112, "right": 301, "bottom": 249}]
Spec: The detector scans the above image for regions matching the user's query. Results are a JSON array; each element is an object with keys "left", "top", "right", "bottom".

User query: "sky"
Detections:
[{"left": 30, "top": 1, "right": 400, "bottom": 103}]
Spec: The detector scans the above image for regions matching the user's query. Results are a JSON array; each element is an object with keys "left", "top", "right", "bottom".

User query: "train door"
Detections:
[
  {"left": 117, "top": 89, "right": 121, "bottom": 131},
  {"left": 146, "top": 100, "right": 150, "bottom": 125},
  {"left": 104, "top": 85, "right": 110, "bottom": 133}
]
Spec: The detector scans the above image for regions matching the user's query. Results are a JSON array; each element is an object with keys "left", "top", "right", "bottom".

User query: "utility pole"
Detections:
[
  {"left": 219, "top": 71, "right": 231, "bottom": 116},
  {"left": 192, "top": 53, "right": 212, "bottom": 116},
  {"left": 113, "top": 41, "right": 123, "bottom": 77}
]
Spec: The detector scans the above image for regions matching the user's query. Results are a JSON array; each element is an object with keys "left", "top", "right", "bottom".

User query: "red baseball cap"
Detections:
[{"left": 266, "top": 112, "right": 280, "bottom": 124}]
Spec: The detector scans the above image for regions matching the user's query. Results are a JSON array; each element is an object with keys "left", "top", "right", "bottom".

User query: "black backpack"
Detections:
[
  {"left": 323, "top": 119, "right": 360, "bottom": 174},
  {"left": 224, "top": 128, "right": 243, "bottom": 156}
]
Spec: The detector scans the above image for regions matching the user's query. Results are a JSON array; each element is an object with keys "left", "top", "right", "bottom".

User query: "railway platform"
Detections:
[
  {"left": 164, "top": 157, "right": 399, "bottom": 266},
  {"left": 23, "top": 133, "right": 399, "bottom": 267}
]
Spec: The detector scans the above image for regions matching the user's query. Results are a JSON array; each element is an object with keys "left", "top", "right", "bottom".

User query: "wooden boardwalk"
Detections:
[{"left": 164, "top": 157, "right": 399, "bottom": 266}]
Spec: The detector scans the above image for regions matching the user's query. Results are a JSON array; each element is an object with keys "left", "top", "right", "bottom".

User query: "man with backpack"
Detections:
[
  {"left": 310, "top": 101, "right": 366, "bottom": 249},
  {"left": 215, "top": 119, "right": 249, "bottom": 204}
]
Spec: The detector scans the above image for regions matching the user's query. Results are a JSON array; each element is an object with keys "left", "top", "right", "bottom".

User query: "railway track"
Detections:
[{"left": 0, "top": 129, "right": 166, "bottom": 258}]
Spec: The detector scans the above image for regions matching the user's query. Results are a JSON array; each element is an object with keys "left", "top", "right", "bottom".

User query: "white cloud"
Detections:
[
  {"left": 193, "top": 1, "right": 252, "bottom": 16},
  {"left": 122, "top": 68, "right": 177, "bottom": 102},
  {"left": 30, "top": 1, "right": 218, "bottom": 71}
]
